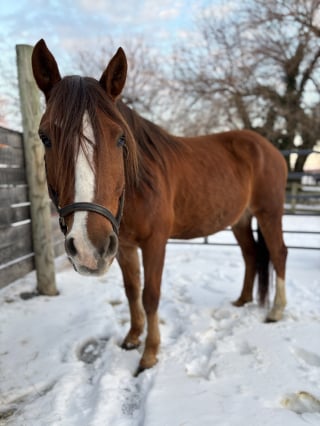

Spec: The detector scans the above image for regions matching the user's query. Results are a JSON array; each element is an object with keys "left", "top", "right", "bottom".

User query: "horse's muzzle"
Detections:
[{"left": 65, "top": 231, "right": 118, "bottom": 276}]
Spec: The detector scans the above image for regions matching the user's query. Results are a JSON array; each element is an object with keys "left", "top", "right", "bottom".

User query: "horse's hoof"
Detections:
[
  {"left": 134, "top": 365, "right": 147, "bottom": 377},
  {"left": 265, "top": 306, "right": 284, "bottom": 322},
  {"left": 265, "top": 317, "right": 277, "bottom": 323},
  {"left": 232, "top": 297, "right": 251, "bottom": 307},
  {"left": 134, "top": 360, "right": 157, "bottom": 377},
  {"left": 121, "top": 340, "right": 140, "bottom": 350}
]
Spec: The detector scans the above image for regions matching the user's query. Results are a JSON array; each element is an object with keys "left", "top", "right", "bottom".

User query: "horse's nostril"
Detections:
[
  {"left": 66, "top": 237, "right": 77, "bottom": 257},
  {"left": 100, "top": 232, "right": 118, "bottom": 258},
  {"left": 108, "top": 233, "right": 118, "bottom": 257}
]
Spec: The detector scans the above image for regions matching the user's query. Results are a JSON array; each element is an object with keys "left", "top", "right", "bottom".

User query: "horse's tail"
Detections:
[{"left": 256, "top": 226, "right": 270, "bottom": 306}]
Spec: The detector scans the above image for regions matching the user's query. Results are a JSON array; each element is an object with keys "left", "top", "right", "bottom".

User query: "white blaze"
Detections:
[
  {"left": 72, "top": 112, "right": 95, "bottom": 232},
  {"left": 67, "top": 112, "right": 97, "bottom": 269}
]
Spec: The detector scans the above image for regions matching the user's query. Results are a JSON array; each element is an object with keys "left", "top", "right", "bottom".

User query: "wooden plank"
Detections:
[
  {"left": 0, "top": 255, "right": 35, "bottom": 289},
  {"left": 0, "top": 144, "right": 25, "bottom": 168},
  {"left": 0, "top": 185, "right": 30, "bottom": 226},
  {"left": 0, "top": 205, "right": 31, "bottom": 224},
  {"left": 0, "top": 144, "right": 12, "bottom": 165},
  {"left": 11, "top": 205, "right": 31, "bottom": 222},
  {"left": 0, "top": 222, "right": 33, "bottom": 265},
  {"left": 0, "top": 217, "right": 63, "bottom": 288},
  {"left": 0, "top": 244, "right": 63, "bottom": 289},
  {"left": 0, "top": 127, "right": 23, "bottom": 149},
  {"left": 0, "top": 186, "right": 11, "bottom": 207},
  {"left": 0, "top": 167, "right": 27, "bottom": 185},
  {"left": 10, "top": 147, "right": 25, "bottom": 167},
  {"left": 4, "top": 147, "right": 25, "bottom": 168},
  {"left": 0, "top": 206, "right": 11, "bottom": 226},
  {"left": 12, "top": 185, "right": 29, "bottom": 203},
  {"left": 16, "top": 44, "right": 57, "bottom": 295}
]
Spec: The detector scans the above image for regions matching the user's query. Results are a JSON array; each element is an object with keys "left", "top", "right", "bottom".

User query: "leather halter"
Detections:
[
  {"left": 44, "top": 135, "right": 127, "bottom": 237},
  {"left": 48, "top": 178, "right": 125, "bottom": 236},
  {"left": 58, "top": 192, "right": 125, "bottom": 236}
]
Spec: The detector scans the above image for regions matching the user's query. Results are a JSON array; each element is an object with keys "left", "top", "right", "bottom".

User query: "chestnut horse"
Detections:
[{"left": 32, "top": 39, "right": 288, "bottom": 373}]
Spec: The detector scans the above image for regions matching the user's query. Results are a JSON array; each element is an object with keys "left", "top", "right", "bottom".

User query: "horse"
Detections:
[{"left": 32, "top": 39, "right": 288, "bottom": 374}]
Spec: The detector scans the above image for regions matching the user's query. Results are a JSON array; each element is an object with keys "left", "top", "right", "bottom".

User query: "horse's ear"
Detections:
[
  {"left": 32, "top": 39, "right": 62, "bottom": 102},
  {"left": 99, "top": 47, "right": 127, "bottom": 101}
]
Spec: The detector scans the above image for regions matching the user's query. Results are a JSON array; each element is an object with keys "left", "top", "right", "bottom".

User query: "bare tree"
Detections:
[
  {"left": 173, "top": 0, "right": 320, "bottom": 171},
  {"left": 0, "top": 97, "right": 8, "bottom": 127},
  {"left": 74, "top": 37, "right": 171, "bottom": 128},
  {"left": 0, "top": 52, "right": 21, "bottom": 131}
]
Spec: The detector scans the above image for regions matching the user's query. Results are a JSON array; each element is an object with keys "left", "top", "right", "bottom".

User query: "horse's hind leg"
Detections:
[
  {"left": 232, "top": 211, "right": 257, "bottom": 307},
  {"left": 117, "top": 243, "right": 145, "bottom": 349},
  {"left": 256, "top": 212, "right": 288, "bottom": 322}
]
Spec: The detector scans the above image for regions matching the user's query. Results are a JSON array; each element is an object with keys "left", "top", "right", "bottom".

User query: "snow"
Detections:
[{"left": 0, "top": 217, "right": 320, "bottom": 426}]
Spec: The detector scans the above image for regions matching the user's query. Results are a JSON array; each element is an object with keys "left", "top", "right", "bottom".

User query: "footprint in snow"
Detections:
[
  {"left": 282, "top": 391, "right": 320, "bottom": 414},
  {"left": 77, "top": 337, "right": 109, "bottom": 364},
  {"left": 292, "top": 346, "right": 320, "bottom": 368}
]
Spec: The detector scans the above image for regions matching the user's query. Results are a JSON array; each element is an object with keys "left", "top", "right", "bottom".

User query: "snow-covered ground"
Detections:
[{"left": 0, "top": 217, "right": 320, "bottom": 426}]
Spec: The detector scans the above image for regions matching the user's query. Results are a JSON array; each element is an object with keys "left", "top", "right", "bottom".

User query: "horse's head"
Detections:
[{"left": 32, "top": 39, "right": 137, "bottom": 276}]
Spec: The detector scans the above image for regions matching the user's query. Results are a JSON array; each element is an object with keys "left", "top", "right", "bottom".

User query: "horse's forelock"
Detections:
[
  {"left": 46, "top": 76, "right": 87, "bottom": 202},
  {"left": 46, "top": 76, "right": 139, "bottom": 199}
]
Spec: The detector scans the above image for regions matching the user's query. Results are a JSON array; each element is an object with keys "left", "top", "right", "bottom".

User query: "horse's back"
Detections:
[
  {"left": 184, "top": 129, "right": 287, "bottom": 199},
  {"left": 169, "top": 129, "right": 286, "bottom": 238}
]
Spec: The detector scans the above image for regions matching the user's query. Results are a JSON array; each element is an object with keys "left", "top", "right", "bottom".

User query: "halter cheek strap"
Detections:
[{"left": 53, "top": 190, "right": 125, "bottom": 236}]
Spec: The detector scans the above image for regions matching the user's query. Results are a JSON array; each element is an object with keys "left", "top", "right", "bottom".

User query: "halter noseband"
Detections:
[{"left": 58, "top": 192, "right": 125, "bottom": 236}]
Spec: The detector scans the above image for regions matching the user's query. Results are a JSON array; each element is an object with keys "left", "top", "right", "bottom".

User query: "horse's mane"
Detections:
[{"left": 117, "top": 100, "right": 185, "bottom": 191}]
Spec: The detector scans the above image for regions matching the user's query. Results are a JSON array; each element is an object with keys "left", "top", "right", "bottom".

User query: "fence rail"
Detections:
[
  {"left": 283, "top": 149, "right": 320, "bottom": 215},
  {"left": 169, "top": 218, "right": 320, "bottom": 250}
]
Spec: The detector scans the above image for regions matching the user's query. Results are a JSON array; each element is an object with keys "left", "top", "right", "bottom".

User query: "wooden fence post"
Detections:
[
  {"left": 291, "top": 182, "right": 298, "bottom": 213},
  {"left": 16, "top": 44, "right": 58, "bottom": 295}
]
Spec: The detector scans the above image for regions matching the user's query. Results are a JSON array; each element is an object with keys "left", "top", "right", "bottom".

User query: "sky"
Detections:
[
  {"left": 1, "top": 0, "right": 200, "bottom": 51},
  {"left": 0, "top": 0, "right": 226, "bottom": 72},
  {"left": 0, "top": 0, "right": 230, "bottom": 129}
]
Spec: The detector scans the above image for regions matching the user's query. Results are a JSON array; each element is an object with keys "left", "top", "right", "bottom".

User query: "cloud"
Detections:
[
  {"left": 0, "top": 0, "right": 233, "bottom": 129},
  {"left": 0, "top": 0, "right": 216, "bottom": 58},
  {"left": 79, "top": 0, "right": 109, "bottom": 12}
]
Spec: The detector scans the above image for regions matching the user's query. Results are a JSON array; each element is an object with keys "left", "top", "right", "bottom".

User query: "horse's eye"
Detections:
[
  {"left": 117, "top": 134, "right": 126, "bottom": 147},
  {"left": 117, "top": 134, "right": 128, "bottom": 157},
  {"left": 117, "top": 134, "right": 129, "bottom": 158},
  {"left": 38, "top": 131, "right": 52, "bottom": 148}
]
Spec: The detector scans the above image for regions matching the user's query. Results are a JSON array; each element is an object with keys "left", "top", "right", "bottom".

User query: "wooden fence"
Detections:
[{"left": 0, "top": 126, "right": 64, "bottom": 289}]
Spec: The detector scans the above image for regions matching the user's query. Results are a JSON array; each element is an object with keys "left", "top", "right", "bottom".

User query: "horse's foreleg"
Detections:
[
  {"left": 137, "top": 240, "right": 166, "bottom": 372},
  {"left": 117, "top": 244, "right": 145, "bottom": 349}
]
